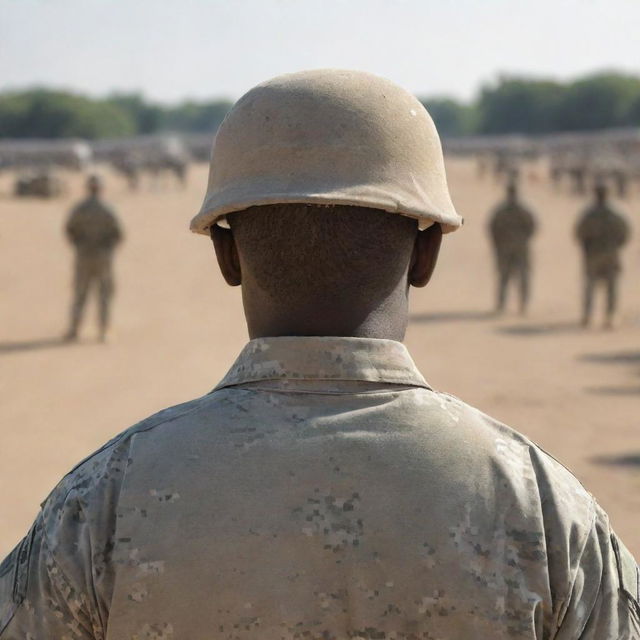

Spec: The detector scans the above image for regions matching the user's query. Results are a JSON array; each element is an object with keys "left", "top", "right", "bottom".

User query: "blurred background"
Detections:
[{"left": 1, "top": 0, "right": 639, "bottom": 556}]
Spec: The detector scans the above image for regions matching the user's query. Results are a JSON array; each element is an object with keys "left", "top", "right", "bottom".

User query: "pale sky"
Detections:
[{"left": 1, "top": 0, "right": 639, "bottom": 103}]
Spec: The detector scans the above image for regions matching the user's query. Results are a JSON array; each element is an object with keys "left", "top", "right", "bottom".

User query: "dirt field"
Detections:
[{"left": 1, "top": 159, "right": 639, "bottom": 558}]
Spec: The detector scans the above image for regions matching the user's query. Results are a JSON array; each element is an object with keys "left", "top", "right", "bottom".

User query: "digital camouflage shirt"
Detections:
[{"left": 1, "top": 337, "right": 639, "bottom": 639}]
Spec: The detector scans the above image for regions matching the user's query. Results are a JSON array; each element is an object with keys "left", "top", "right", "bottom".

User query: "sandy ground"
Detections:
[{"left": 1, "top": 160, "right": 639, "bottom": 559}]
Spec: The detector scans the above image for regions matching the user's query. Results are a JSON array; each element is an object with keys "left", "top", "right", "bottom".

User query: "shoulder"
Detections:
[
  {"left": 68, "top": 199, "right": 90, "bottom": 217},
  {"left": 99, "top": 200, "right": 118, "bottom": 217},
  {"left": 519, "top": 202, "right": 535, "bottom": 217},
  {"left": 91, "top": 198, "right": 117, "bottom": 218},
  {"left": 433, "top": 392, "right": 595, "bottom": 522},
  {"left": 576, "top": 207, "right": 597, "bottom": 224},
  {"left": 607, "top": 206, "right": 629, "bottom": 223},
  {"left": 39, "top": 394, "right": 217, "bottom": 524}
]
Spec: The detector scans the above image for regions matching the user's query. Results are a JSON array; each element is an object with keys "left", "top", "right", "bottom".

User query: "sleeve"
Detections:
[
  {"left": 112, "top": 215, "right": 123, "bottom": 245},
  {"left": 65, "top": 210, "right": 80, "bottom": 244},
  {"left": 616, "top": 215, "right": 630, "bottom": 248},
  {"left": 0, "top": 439, "right": 128, "bottom": 640},
  {"left": 553, "top": 503, "right": 640, "bottom": 639},
  {"left": 526, "top": 209, "right": 537, "bottom": 237},
  {"left": 488, "top": 210, "right": 500, "bottom": 243},
  {"left": 574, "top": 215, "right": 586, "bottom": 243},
  {"left": 103, "top": 211, "right": 123, "bottom": 248},
  {"left": 0, "top": 514, "right": 99, "bottom": 639}
]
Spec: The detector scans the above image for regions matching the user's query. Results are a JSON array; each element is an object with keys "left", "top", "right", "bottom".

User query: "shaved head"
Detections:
[
  {"left": 211, "top": 203, "right": 442, "bottom": 339},
  {"left": 227, "top": 203, "right": 419, "bottom": 306}
]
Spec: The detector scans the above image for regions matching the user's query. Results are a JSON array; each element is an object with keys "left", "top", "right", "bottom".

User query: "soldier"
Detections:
[
  {"left": 1, "top": 70, "right": 638, "bottom": 639},
  {"left": 569, "top": 162, "right": 587, "bottom": 196},
  {"left": 488, "top": 181, "right": 537, "bottom": 314},
  {"left": 112, "top": 153, "right": 140, "bottom": 191},
  {"left": 611, "top": 168, "right": 629, "bottom": 199},
  {"left": 63, "top": 175, "right": 123, "bottom": 342},
  {"left": 575, "top": 182, "right": 630, "bottom": 328}
]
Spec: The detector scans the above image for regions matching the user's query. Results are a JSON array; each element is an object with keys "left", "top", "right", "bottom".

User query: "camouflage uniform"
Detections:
[
  {"left": 489, "top": 200, "right": 537, "bottom": 313},
  {"left": 65, "top": 196, "right": 123, "bottom": 339},
  {"left": 1, "top": 337, "right": 638, "bottom": 639},
  {"left": 575, "top": 203, "right": 630, "bottom": 325}
]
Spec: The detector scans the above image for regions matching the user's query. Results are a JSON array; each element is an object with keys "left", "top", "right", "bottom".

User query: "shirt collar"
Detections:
[{"left": 215, "top": 336, "right": 429, "bottom": 390}]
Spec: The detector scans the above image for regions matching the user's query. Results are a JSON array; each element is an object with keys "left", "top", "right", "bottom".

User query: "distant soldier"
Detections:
[
  {"left": 64, "top": 175, "right": 123, "bottom": 342},
  {"left": 548, "top": 154, "right": 563, "bottom": 190},
  {"left": 575, "top": 182, "right": 630, "bottom": 328},
  {"left": 611, "top": 168, "right": 628, "bottom": 199},
  {"left": 570, "top": 165, "right": 587, "bottom": 195},
  {"left": 488, "top": 181, "right": 537, "bottom": 313},
  {"left": 476, "top": 153, "right": 487, "bottom": 179},
  {"left": 113, "top": 154, "right": 141, "bottom": 191}
]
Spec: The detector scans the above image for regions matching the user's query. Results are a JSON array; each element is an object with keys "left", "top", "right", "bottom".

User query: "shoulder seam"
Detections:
[{"left": 40, "top": 397, "right": 210, "bottom": 510}]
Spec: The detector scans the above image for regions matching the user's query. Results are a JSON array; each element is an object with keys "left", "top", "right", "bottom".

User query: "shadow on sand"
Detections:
[
  {"left": 580, "top": 350, "right": 640, "bottom": 395},
  {"left": 590, "top": 452, "right": 640, "bottom": 468},
  {"left": 410, "top": 310, "right": 495, "bottom": 324},
  {"left": 0, "top": 336, "right": 69, "bottom": 355},
  {"left": 584, "top": 385, "right": 640, "bottom": 396},
  {"left": 496, "top": 321, "right": 581, "bottom": 336},
  {"left": 579, "top": 350, "right": 640, "bottom": 365}
]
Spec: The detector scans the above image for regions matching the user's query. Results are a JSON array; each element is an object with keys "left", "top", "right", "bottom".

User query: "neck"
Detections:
[{"left": 242, "top": 282, "right": 409, "bottom": 341}]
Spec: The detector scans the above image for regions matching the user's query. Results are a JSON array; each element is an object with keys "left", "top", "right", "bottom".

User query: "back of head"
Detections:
[{"left": 228, "top": 203, "right": 418, "bottom": 307}]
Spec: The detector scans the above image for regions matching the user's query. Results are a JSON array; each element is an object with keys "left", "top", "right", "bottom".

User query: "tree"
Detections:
[
  {"left": 2, "top": 70, "right": 640, "bottom": 140},
  {"left": 107, "top": 93, "right": 164, "bottom": 134},
  {"left": 555, "top": 72, "right": 640, "bottom": 131},
  {"left": 477, "top": 76, "right": 565, "bottom": 134},
  {"left": 164, "top": 100, "right": 233, "bottom": 133},
  {"left": 0, "top": 89, "right": 135, "bottom": 139},
  {"left": 420, "top": 98, "right": 477, "bottom": 137}
]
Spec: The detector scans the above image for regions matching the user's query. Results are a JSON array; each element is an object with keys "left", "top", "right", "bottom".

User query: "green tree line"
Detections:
[
  {"left": 422, "top": 71, "right": 640, "bottom": 137},
  {"left": 1, "top": 71, "right": 639, "bottom": 139},
  {"left": 0, "top": 89, "right": 233, "bottom": 139}
]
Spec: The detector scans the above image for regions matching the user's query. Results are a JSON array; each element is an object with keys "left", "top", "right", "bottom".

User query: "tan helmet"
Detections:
[{"left": 190, "top": 69, "right": 462, "bottom": 234}]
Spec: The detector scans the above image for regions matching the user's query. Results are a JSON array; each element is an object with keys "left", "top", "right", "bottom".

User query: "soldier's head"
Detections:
[
  {"left": 211, "top": 204, "right": 441, "bottom": 340},
  {"left": 594, "top": 181, "right": 608, "bottom": 204},
  {"left": 87, "top": 174, "right": 102, "bottom": 197},
  {"left": 506, "top": 181, "right": 518, "bottom": 203},
  {"left": 192, "top": 70, "right": 462, "bottom": 340}
]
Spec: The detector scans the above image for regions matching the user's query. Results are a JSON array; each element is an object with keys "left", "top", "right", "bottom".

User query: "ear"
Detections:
[
  {"left": 409, "top": 223, "right": 442, "bottom": 288},
  {"left": 210, "top": 225, "right": 242, "bottom": 286}
]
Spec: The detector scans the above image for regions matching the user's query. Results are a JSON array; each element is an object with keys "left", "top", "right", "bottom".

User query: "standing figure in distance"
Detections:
[
  {"left": 488, "top": 181, "right": 537, "bottom": 314},
  {"left": 575, "top": 182, "right": 630, "bottom": 329},
  {"left": 64, "top": 175, "right": 123, "bottom": 342}
]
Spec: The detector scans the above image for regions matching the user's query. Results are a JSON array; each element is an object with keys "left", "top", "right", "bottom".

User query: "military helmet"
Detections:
[{"left": 190, "top": 69, "right": 462, "bottom": 234}]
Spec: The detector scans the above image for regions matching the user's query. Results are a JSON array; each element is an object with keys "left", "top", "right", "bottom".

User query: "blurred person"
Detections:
[
  {"left": 112, "top": 152, "right": 141, "bottom": 191},
  {"left": 611, "top": 168, "right": 628, "bottom": 199},
  {"left": 570, "top": 164, "right": 587, "bottom": 195},
  {"left": 63, "top": 174, "right": 123, "bottom": 342},
  {"left": 575, "top": 182, "right": 630, "bottom": 329},
  {"left": 488, "top": 180, "right": 537, "bottom": 314},
  {"left": 1, "top": 70, "right": 638, "bottom": 640}
]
